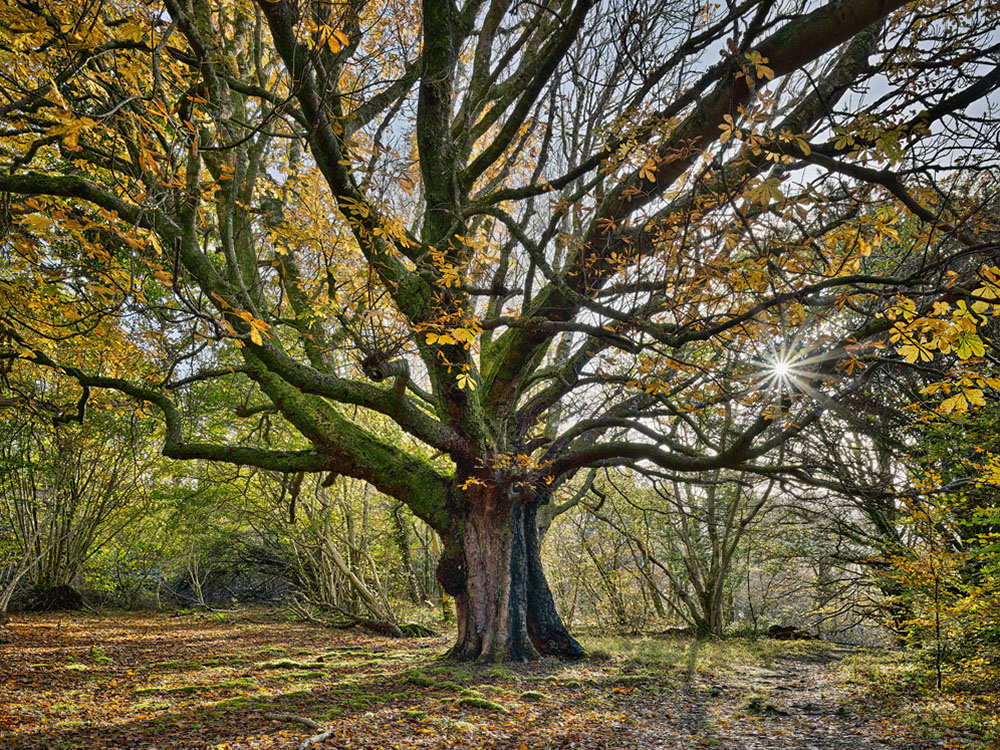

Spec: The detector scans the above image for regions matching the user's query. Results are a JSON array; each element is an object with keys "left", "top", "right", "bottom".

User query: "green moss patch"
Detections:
[
  {"left": 403, "top": 670, "right": 436, "bottom": 687},
  {"left": 520, "top": 691, "right": 549, "bottom": 702},
  {"left": 258, "top": 659, "right": 326, "bottom": 670},
  {"left": 152, "top": 660, "right": 203, "bottom": 671},
  {"left": 482, "top": 666, "right": 514, "bottom": 680},
  {"left": 455, "top": 696, "right": 509, "bottom": 713},
  {"left": 134, "top": 678, "right": 259, "bottom": 695}
]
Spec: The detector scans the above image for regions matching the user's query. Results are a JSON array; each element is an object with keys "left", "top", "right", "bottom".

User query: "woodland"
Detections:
[{"left": 0, "top": 0, "right": 999, "bottom": 747}]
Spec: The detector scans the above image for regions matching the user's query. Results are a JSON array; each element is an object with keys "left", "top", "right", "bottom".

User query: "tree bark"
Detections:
[
  {"left": 694, "top": 588, "right": 725, "bottom": 639},
  {"left": 437, "top": 487, "right": 584, "bottom": 662},
  {"left": 390, "top": 503, "right": 423, "bottom": 604}
]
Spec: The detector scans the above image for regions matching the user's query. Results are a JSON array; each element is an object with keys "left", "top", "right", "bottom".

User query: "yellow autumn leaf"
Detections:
[
  {"left": 46, "top": 111, "right": 97, "bottom": 150},
  {"left": 452, "top": 328, "right": 476, "bottom": 346},
  {"left": 119, "top": 21, "right": 144, "bottom": 42},
  {"left": 966, "top": 388, "right": 986, "bottom": 407},
  {"left": 19, "top": 213, "right": 51, "bottom": 233},
  {"left": 898, "top": 341, "right": 933, "bottom": 363},
  {"left": 639, "top": 157, "right": 657, "bottom": 183},
  {"left": 719, "top": 114, "right": 737, "bottom": 144},
  {"left": 746, "top": 51, "right": 775, "bottom": 80},
  {"left": 456, "top": 372, "right": 476, "bottom": 391},
  {"left": 956, "top": 333, "right": 986, "bottom": 359},
  {"left": 940, "top": 392, "right": 967, "bottom": 414}
]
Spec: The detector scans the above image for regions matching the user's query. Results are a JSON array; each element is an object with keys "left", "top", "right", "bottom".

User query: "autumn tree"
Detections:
[{"left": 1, "top": 0, "right": 999, "bottom": 659}]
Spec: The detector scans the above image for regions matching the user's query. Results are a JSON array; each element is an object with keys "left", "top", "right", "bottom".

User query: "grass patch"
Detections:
[
  {"left": 205, "top": 696, "right": 254, "bottom": 712},
  {"left": 201, "top": 654, "right": 249, "bottom": 666},
  {"left": 261, "top": 670, "right": 325, "bottom": 682},
  {"left": 279, "top": 689, "right": 314, "bottom": 700},
  {"left": 133, "top": 697, "right": 171, "bottom": 711},
  {"left": 840, "top": 650, "right": 1000, "bottom": 749},
  {"left": 54, "top": 719, "right": 86, "bottom": 729}
]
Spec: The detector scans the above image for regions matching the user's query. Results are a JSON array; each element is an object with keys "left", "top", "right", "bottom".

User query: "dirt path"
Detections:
[{"left": 627, "top": 646, "right": 908, "bottom": 749}]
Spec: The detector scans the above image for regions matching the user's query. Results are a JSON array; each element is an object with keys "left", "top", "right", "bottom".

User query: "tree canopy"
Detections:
[{"left": 1, "top": 0, "right": 999, "bottom": 660}]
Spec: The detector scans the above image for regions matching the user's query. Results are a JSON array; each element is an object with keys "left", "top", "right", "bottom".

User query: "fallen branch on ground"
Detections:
[
  {"left": 262, "top": 712, "right": 334, "bottom": 749},
  {"left": 286, "top": 594, "right": 406, "bottom": 637},
  {"left": 262, "top": 712, "right": 322, "bottom": 730}
]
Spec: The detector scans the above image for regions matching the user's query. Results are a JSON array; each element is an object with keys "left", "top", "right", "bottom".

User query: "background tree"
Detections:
[{"left": 0, "top": 384, "right": 159, "bottom": 615}]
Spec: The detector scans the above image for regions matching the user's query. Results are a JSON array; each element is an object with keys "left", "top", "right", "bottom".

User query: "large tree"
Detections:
[{"left": 1, "top": 0, "right": 998, "bottom": 659}]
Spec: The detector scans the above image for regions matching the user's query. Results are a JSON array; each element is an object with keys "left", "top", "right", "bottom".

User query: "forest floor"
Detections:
[{"left": 1, "top": 611, "right": 997, "bottom": 749}]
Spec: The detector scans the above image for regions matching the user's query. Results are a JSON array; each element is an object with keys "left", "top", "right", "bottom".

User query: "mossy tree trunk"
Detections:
[{"left": 437, "top": 484, "right": 584, "bottom": 662}]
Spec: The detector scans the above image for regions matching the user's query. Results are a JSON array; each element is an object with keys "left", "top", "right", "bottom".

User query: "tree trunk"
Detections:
[
  {"left": 437, "top": 488, "right": 584, "bottom": 662},
  {"left": 390, "top": 504, "right": 423, "bottom": 603},
  {"left": 694, "top": 583, "right": 725, "bottom": 638}
]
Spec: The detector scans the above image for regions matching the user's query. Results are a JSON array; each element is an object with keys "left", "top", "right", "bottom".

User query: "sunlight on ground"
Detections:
[{"left": 1, "top": 613, "right": 997, "bottom": 749}]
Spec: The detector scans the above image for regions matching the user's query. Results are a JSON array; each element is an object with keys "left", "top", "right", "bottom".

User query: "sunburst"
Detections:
[
  {"left": 755, "top": 339, "right": 839, "bottom": 397},
  {"left": 751, "top": 340, "right": 861, "bottom": 425}
]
